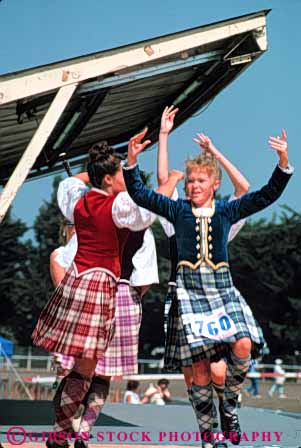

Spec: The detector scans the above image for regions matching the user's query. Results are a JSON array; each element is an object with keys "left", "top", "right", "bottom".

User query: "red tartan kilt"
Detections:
[
  {"left": 32, "top": 265, "right": 117, "bottom": 360},
  {"left": 95, "top": 282, "right": 142, "bottom": 376}
]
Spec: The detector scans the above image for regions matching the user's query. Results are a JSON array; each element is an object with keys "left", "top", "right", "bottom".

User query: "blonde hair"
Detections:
[{"left": 185, "top": 152, "right": 222, "bottom": 189}]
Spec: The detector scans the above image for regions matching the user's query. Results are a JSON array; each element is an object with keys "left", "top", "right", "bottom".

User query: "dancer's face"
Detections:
[
  {"left": 111, "top": 167, "right": 126, "bottom": 193},
  {"left": 185, "top": 167, "right": 220, "bottom": 207}
]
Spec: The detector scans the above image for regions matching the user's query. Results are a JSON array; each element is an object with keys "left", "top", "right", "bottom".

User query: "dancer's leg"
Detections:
[
  {"left": 52, "top": 359, "right": 97, "bottom": 445},
  {"left": 220, "top": 338, "right": 251, "bottom": 445},
  {"left": 76, "top": 375, "right": 111, "bottom": 445},
  {"left": 183, "top": 361, "right": 215, "bottom": 448}
]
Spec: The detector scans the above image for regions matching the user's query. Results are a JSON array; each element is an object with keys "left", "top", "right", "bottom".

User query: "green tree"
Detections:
[
  {"left": 0, "top": 209, "right": 29, "bottom": 340},
  {"left": 7, "top": 176, "right": 64, "bottom": 343},
  {"left": 229, "top": 207, "right": 301, "bottom": 358}
]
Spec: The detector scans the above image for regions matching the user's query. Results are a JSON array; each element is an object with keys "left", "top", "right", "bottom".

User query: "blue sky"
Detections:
[{"left": 0, "top": 0, "right": 300, "bottom": 238}]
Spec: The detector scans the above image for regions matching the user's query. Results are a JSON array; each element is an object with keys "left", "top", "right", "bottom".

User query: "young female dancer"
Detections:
[
  {"left": 32, "top": 142, "right": 175, "bottom": 447},
  {"left": 123, "top": 127, "right": 292, "bottom": 447},
  {"left": 49, "top": 220, "right": 159, "bottom": 445},
  {"left": 157, "top": 106, "right": 257, "bottom": 433}
]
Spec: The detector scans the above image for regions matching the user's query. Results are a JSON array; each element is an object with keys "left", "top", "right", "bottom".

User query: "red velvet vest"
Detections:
[{"left": 73, "top": 190, "right": 129, "bottom": 278}]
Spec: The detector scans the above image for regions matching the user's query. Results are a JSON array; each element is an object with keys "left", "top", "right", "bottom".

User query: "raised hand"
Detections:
[
  {"left": 156, "top": 169, "right": 184, "bottom": 197},
  {"left": 160, "top": 105, "right": 179, "bottom": 134},
  {"left": 168, "top": 169, "right": 185, "bottom": 183},
  {"left": 268, "top": 130, "right": 288, "bottom": 169},
  {"left": 268, "top": 130, "right": 288, "bottom": 155},
  {"left": 193, "top": 133, "right": 220, "bottom": 159},
  {"left": 128, "top": 128, "right": 151, "bottom": 165}
]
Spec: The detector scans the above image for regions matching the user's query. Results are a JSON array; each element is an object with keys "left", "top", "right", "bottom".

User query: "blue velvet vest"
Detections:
[{"left": 123, "top": 164, "right": 292, "bottom": 270}]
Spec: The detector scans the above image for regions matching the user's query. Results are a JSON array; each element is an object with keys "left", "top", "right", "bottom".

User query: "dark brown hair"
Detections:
[
  {"left": 157, "top": 378, "right": 170, "bottom": 386},
  {"left": 126, "top": 380, "right": 140, "bottom": 391},
  {"left": 87, "top": 141, "right": 121, "bottom": 188}
]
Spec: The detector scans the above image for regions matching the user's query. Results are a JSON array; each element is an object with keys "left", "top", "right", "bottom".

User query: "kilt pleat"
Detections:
[
  {"left": 164, "top": 284, "right": 182, "bottom": 372},
  {"left": 32, "top": 266, "right": 117, "bottom": 360},
  {"left": 95, "top": 283, "right": 142, "bottom": 376}
]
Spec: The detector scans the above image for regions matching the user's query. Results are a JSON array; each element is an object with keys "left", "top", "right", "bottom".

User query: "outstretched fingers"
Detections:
[
  {"left": 169, "top": 169, "right": 185, "bottom": 182},
  {"left": 140, "top": 139, "right": 152, "bottom": 150},
  {"left": 193, "top": 133, "right": 211, "bottom": 150},
  {"left": 131, "top": 127, "right": 148, "bottom": 142},
  {"left": 268, "top": 131, "right": 288, "bottom": 153},
  {"left": 129, "top": 127, "right": 152, "bottom": 157}
]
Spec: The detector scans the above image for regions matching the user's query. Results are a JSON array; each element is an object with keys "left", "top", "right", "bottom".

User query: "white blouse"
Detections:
[
  {"left": 130, "top": 228, "right": 159, "bottom": 286},
  {"left": 54, "top": 233, "right": 77, "bottom": 269},
  {"left": 57, "top": 177, "right": 156, "bottom": 231}
]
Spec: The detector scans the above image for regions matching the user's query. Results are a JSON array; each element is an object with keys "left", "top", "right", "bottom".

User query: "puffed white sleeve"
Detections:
[
  {"left": 158, "top": 187, "right": 178, "bottom": 237},
  {"left": 54, "top": 234, "right": 78, "bottom": 269},
  {"left": 228, "top": 194, "right": 246, "bottom": 242},
  {"left": 57, "top": 177, "right": 89, "bottom": 222},
  {"left": 130, "top": 228, "right": 159, "bottom": 286},
  {"left": 112, "top": 191, "right": 157, "bottom": 230}
]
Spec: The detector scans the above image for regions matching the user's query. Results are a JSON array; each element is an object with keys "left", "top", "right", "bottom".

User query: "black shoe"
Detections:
[
  {"left": 46, "top": 440, "right": 69, "bottom": 448},
  {"left": 219, "top": 405, "right": 241, "bottom": 445},
  {"left": 214, "top": 443, "right": 228, "bottom": 448},
  {"left": 74, "top": 440, "right": 88, "bottom": 448}
]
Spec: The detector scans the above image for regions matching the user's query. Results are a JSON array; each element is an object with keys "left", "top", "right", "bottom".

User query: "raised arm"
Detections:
[
  {"left": 224, "top": 130, "right": 293, "bottom": 223},
  {"left": 193, "top": 133, "right": 249, "bottom": 197},
  {"left": 157, "top": 106, "right": 179, "bottom": 186},
  {"left": 124, "top": 129, "right": 182, "bottom": 223},
  {"left": 156, "top": 170, "right": 184, "bottom": 197}
]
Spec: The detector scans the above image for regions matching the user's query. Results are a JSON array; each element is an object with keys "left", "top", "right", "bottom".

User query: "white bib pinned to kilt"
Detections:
[{"left": 163, "top": 264, "right": 265, "bottom": 371}]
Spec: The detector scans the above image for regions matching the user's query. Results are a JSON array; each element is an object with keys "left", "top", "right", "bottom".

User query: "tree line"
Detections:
[{"left": 0, "top": 177, "right": 300, "bottom": 362}]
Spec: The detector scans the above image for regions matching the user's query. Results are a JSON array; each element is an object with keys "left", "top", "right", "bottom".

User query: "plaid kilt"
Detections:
[
  {"left": 163, "top": 282, "right": 176, "bottom": 335},
  {"left": 163, "top": 283, "right": 182, "bottom": 372},
  {"left": 32, "top": 265, "right": 117, "bottom": 360},
  {"left": 50, "top": 282, "right": 142, "bottom": 376},
  {"left": 164, "top": 264, "right": 264, "bottom": 371},
  {"left": 95, "top": 282, "right": 142, "bottom": 376}
]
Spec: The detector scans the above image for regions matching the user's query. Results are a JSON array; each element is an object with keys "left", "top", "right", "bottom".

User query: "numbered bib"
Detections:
[{"left": 182, "top": 311, "right": 237, "bottom": 343}]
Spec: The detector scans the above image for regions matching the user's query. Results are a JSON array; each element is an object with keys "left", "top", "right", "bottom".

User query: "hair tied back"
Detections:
[{"left": 89, "top": 141, "right": 114, "bottom": 162}]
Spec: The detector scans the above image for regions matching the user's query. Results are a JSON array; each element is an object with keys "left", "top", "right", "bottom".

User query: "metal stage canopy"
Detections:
[{"left": 0, "top": 9, "right": 270, "bottom": 222}]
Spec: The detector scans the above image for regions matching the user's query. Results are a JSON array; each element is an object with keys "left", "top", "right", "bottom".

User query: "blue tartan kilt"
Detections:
[
  {"left": 163, "top": 283, "right": 181, "bottom": 372},
  {"left": 163, "top": 264, "right": 265, "bottom": 371}
]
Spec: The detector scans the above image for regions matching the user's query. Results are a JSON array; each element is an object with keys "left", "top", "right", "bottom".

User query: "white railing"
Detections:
[
  {"left": 0, "top": 356, "right": 301, "bottom": 378},
  {"left": 1, "top": 354, "right": 301, "bottom": 377},
  {"left": 0, "top": 344, "right": 34, "bottom": 399}
]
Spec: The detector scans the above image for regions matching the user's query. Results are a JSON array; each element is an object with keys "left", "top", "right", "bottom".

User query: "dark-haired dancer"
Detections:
[
  {"left": 49, "top": 221, "right": 159, "bottom": 442},
  {"left": 123, "top": 128, "right": 292, "bottom": 448},
  {"left": 32, "top": 142, "right": 175, "bottom": 448}
]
